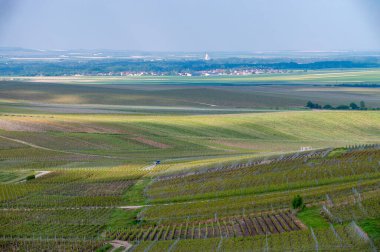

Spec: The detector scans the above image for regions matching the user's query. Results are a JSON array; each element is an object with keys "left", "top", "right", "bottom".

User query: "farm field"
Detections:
[
  {"left": 2, "top": 70, "right": 380, "bottom": 112},
  {"left": 3, "top": 68, "right": 380, "bottom": 85},
  {"left": 0, "top": 78, "right": 379, "bottom": 251}
]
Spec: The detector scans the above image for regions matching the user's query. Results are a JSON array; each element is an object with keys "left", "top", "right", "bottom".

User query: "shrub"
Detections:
[
  {"left": 292, "top": 195, "right": 304, "bottom": 210},
  {"left": 349, "top": 102, "right": 359, "bottom": 110},
  {"left": 336, "top": 105, "right": 350, "bottom": 110},
  {"left": 26, "top": 175, "right": 36, "bottom": 181},
  {"left": 323, "top": 104, "right": 333, "bottom": 110},
  {"left": 306, "top": 101, "right": 321, "bottom": 109}
]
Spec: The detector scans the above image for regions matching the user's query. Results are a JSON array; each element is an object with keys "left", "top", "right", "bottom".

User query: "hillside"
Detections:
[{"left": 0, "top": 108, "right": 380, "bottom": 250}]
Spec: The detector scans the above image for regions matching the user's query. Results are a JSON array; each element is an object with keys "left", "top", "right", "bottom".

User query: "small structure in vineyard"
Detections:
[{"left": 300, "top": 146, "right": 313, "bottom": 151}]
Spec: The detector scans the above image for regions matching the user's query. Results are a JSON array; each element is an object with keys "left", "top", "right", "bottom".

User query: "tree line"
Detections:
[
  {"left": 1, "top": 59, "right": 379, "bottom": 76},
  {"left": 305, "top": 100, "right": 380, "bottom": 110}
]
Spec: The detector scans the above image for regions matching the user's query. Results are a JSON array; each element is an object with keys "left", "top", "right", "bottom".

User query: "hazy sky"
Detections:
[{"left": 0, "top": 0, "right": 379, "bottom": 51}]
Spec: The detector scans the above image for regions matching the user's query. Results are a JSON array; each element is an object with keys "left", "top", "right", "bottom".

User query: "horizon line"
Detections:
[{"left": 1, "top": 46, "right": 380, "bottom": 54}]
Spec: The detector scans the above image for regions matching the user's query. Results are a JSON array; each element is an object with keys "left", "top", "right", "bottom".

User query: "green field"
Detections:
[
  {"left": 3, "top": 68, "right": 380, "bottom": 85},
  {"left": 0, "top": 76, "right": 379, "bottom": 251}
]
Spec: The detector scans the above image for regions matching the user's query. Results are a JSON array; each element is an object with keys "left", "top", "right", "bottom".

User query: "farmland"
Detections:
[
  {"left": 0, "top": 77, "right": 380, "bottom": 251},
  {"left": 4, "top": 69, "right": 380, "bottom": 85},
  {"left": 2, "top": 69, "right": 380, "bottom": 111}
]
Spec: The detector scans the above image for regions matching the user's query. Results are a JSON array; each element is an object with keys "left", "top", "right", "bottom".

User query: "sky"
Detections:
[{"left": 0, "top": 0, "right": 379, "bottom": 52}]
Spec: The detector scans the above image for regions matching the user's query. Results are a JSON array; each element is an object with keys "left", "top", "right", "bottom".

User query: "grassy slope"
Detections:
[
  {"left": 1, "top": 111, "right": 379, "bottom": 163},
  {"left": 62, "top": 110, "right": 380, "bottom": 148},
  {"left": 1, "top": 109, "right": 379, "bottom": 249}
]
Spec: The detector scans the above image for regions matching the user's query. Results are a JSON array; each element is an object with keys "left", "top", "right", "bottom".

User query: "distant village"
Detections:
[
  {"left": 95, "top": 53, "right": 289, "bottom": 77},
  {"left": 104, "top": 68, "right": 287, "bottom": 77}
]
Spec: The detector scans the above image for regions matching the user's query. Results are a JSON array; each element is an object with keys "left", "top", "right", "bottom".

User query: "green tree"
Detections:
[
  {"left": 336, "top": 105, "right": 350, "bottom": 110},
  {"left": 292, "top": 195, "right": 304, "bottom": 210},
  {"left": 306, "top": 101, "right": 314, "bottom": 109},
  {"left": 360, "top": 101, "right": 366, "bottom": 110},
  {"left": 26, "top": 175, "right": 35, "bottom": 181},
  {"left": 349, "top": 102, "right": 359, "bottom": 110}
]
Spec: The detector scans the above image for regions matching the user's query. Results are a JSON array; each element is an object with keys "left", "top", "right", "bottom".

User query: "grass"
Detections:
[
  {"left": 123, "top": 178, "right": 151, "bottom": 205},
  {"left": 359, "top": 218, "right": 380, "bottom": 247},
  {"left": 297, "top": 207, "right": 330, "bottom": 228},
  {"left": 327, "top": 147, "right": 348, "bottom": 158},
  {"left": 0, "top": 170, "right": 35, "bottom": 183},
  {"left": 107, "top": 209, "right": 142, "bottom": 229},
  {"left": 1, "top": 111, "right": 378, "bottom": 163}
]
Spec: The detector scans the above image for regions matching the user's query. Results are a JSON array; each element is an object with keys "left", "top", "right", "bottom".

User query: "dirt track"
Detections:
[{"left": 109, "top": 240, "right": 132, "bottom": 252}]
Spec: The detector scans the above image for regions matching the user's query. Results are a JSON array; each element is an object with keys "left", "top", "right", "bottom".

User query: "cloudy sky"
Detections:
[{"left": 0, "top": 0, "right": 379, "bottom": 51}]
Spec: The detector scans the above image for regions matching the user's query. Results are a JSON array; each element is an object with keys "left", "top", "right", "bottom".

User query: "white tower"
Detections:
[{"left": 204, "top": 53, "right": 210, "bottom": 61}]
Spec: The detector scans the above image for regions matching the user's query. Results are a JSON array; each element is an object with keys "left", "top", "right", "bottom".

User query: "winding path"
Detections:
[{"left": 35, "top": 170, "right": 52, "bottom": 178}]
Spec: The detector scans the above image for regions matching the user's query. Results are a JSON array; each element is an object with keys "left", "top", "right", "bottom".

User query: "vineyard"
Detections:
[
  {"left": 130, "top": 226, "right": 373, "bottom": 252},
  {"left": 106, "top": 210, "right": 305, "bottom": 242},
  {"left": 102, "top": 146, "right": 379, "bottom": 251},
  {"left": 0, "top": 109, "right": 379, "bottom": 251}
]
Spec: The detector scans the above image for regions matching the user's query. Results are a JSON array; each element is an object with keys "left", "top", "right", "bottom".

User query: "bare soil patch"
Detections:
[
  {"left": 132, "top": 136, "right": 170, "bottom": 149},
  {"left": 0, "top": 117, "right": 125, "bottom": 134}
]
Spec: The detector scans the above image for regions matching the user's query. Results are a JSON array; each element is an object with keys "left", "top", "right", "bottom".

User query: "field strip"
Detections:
[
  {"left": 119, "top": 206, "right": 145, "bottom": 210},
  {"left": 3, "top": 186, "right": 379, "bottom": 212},
  {"left": 0, "top": 194, "right": 362, "bottom": 216},
  {"left": 0, "top": 206, "right": 144, "bottom": 211},
  {"left": 192, "top": 101, "right": 218, "bottom": 107},
  {"left": 0, "top": 196, "right": 337, "bottom": 212},
  {"left": 0, "top": 134, "right": 118, "bottom": 159}
]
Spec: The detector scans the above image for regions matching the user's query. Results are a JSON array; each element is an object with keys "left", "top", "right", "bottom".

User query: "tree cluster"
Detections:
[
  {"left": 306, "top": 101, "right": 371, "bottom": 110},
  {"left": 0, "top": 59, "right": 379, "bottom": 76}
]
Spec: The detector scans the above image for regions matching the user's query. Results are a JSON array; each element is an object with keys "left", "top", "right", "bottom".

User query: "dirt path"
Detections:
[
  {"left": 109, "top": 240, "right": 132, "bottom": 252},
  {"left": 119, "top": 205, "right": 145, "bottom": 210},
  {"left": 0, "top": 135, "right": 117, "bottom": 159},
  {"left": 143, "top": 164, "right": 157, "bottom": 171},
  {"left": 193, "top": 102, "right": 218, "bottom": 107},
  {"left": 35, "top": 170, "right": 52, "bottom": 178}
]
